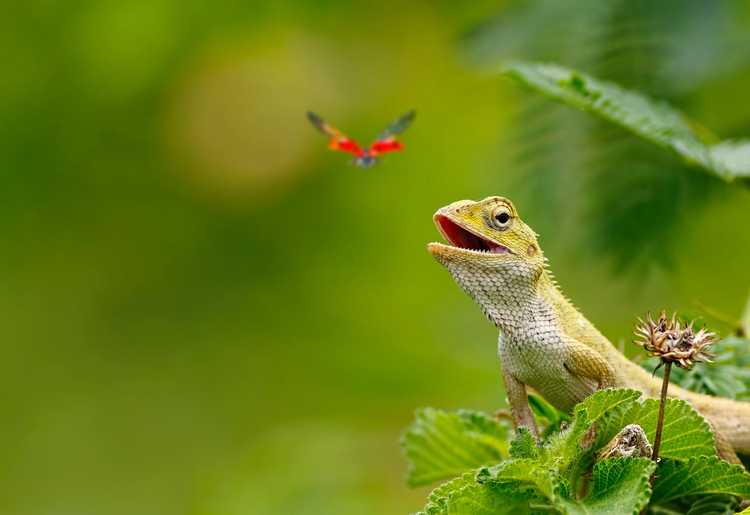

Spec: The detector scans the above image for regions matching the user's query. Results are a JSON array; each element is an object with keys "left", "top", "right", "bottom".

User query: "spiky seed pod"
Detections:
[{"left": 634, "top": 311, "right": 715, "bottom": 370}]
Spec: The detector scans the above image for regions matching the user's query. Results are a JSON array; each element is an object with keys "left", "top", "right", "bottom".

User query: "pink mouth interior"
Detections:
[{"left": 435, "top": 215, "right": 510, "bottom": 254}]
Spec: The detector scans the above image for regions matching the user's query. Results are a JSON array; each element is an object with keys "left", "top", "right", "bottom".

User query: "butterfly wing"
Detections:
[
  {"left": 368, "top": 109, "right": 416, "bottom": 156},
  {"left": 376, "top": 109, "right": 416, "bottom": 140},
  {"left": 307, "top": 112, "right": 364, "bottom": 157}
]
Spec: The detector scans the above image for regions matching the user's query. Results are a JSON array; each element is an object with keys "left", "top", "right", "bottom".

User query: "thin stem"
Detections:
[{"left": 651, "top": 361, "right": 672, "bottom": 461}]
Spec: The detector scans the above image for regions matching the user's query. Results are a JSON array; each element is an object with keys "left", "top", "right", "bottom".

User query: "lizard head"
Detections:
[
  {"left": 428, "top": 196, "right": 545, "bottom": 298},
  {"left": 428, "top": 196, "right": 543, "bottom": 265}
]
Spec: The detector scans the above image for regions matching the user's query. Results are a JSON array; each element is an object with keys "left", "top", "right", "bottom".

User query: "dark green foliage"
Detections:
[
  {"left": 464, "top": 0, "right": 750, "bottom": 269},
  {"left": 528, "top": 392, "right": 571, "bottom": 438},
  {"left": 685, "top": 494, "right": 739, "bottom": 515}
]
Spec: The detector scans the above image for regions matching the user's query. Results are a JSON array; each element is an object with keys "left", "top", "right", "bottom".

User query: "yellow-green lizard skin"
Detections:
[{"left": 428, "top": 196, "right": 750, "bottom": 462}]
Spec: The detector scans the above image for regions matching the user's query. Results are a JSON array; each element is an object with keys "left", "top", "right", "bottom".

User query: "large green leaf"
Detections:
[
  {"left": 596, "top": 398, "right": 716, "bottom": 460},
  {"left": 484, "top": 459, "right": 557, "bottom": 499},
  {"left": 548, "top": 388, "right": 642, "bottom": 470},
  {"left": 548, "top": 389, "right": 715, "bottom": 494},
  {"left": 547, "top": 388, "right": 714, "bottom": 463},
  {"left": 417, "top": 469, "right": 553, "bottom": 515},
  {"left": 574, "top": 388, "right": 643, "bottom": 426},
  {"left": 651, "top": 456, "right": 750, "bottom": 504},
  {"left": 555, "top": 458, "right": 655, "bottom": 515},
  {"left": 403, "top": 409, "right": 510, "bottom": 486},
  {"left": 502, "top": 61, "right": 750, "bottom": 182}
]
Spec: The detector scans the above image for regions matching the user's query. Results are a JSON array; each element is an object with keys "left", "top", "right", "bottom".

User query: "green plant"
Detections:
[
  {"left": 404, "top": 298, "right": 750, "bottom": 513},
  {"left": 403, "top": 389, "right": 750, "bottom": 514}
]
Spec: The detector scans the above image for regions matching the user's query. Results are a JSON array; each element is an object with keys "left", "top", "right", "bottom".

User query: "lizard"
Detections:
[{"left": 427, "top": 195, "right": 750, "bottom": 463}]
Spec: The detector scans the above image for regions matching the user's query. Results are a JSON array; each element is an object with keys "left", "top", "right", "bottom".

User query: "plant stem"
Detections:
[{"left": 651, "top": 361, "right": 672, "bottom": 461}]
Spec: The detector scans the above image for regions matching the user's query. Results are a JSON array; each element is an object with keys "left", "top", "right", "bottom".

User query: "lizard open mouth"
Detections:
[{"left": 434, "top": 214, "right": 511, "bottom": 254}]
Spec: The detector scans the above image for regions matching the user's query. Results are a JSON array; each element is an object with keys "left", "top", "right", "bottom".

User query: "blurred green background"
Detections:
[{"left": 2, "top": 1, "right": 750, "bottom": 514}]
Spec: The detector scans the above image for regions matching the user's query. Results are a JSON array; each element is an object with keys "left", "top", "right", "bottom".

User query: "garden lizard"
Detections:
[{"left": 428, "top": 195, "right": 750, "bottom": 462}]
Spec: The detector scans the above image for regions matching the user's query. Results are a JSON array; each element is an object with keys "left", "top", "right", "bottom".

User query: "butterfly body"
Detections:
[
  {"left": 354, "top": 154, "right": 378, "bottom": 168},
  {"left": 307, "top": 110, "right": 415, "bottom": 168}
]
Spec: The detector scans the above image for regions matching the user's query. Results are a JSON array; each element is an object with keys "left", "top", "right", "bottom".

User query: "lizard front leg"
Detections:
[
  {"left": 501, "top": 366, "right": 539, "bottom": 439},
  {"left": 563, "top": 339, "right": 616, "bottom": 390}
]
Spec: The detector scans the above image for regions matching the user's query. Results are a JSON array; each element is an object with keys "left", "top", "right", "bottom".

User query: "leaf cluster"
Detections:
[{"left": 403, "top": 389, "right": 750, "bottom": 514}]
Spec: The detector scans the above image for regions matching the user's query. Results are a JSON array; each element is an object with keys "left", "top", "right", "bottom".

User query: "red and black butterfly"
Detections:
[{"left": 307, "top": 110, "right": 415, "bottom": 168}]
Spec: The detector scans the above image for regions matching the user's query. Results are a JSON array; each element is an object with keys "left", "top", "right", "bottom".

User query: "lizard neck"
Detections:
[
  {"left": 442, "top": 254, "right": 548, "bottom": 331},
  {"left": 487, "top": 268, "right": 558, "bottom": 334}
]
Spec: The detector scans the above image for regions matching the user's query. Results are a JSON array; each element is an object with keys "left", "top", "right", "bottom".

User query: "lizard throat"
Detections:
[{"left": 434, "top": 215, "right": 511, "bottom": 254}]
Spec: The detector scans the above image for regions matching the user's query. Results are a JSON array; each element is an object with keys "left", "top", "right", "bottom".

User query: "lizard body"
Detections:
[{"left": 428, "top": 196, "right": 750, "bottom": 462}]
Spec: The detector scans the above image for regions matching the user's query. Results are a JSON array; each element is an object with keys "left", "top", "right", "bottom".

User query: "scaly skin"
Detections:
[{"left": 428, "top": 196, "right": 750, "bottom": 462}]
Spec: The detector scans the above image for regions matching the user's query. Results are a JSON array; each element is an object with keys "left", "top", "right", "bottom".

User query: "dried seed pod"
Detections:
[{"left": 634, "top": 311, "right": 715, "bottom": 370}]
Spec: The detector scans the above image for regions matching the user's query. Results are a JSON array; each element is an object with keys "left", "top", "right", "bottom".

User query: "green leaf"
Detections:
[
  {"left": 549, "top": 388, "right": 642, "bottom": 468},
  {"left": 485, "top": 459, "right": 557, "bottom": 499},
  {"left": 529, "top": 392, "right": 570, "bottom": 425},
  {"left": 596, "top": 398, "right": 716, "bottom": 460},
  {"left": 403, "top": 408, "right": 510, "bottom": 486},
  {"left": 502, "top": 61, "right": 750, "bottom": 182},
  {"left": 509, "top": 427, "right": 539, "bottom": 459},
  {"left": 545, "top": 389, "right": 643, "bottom": 492},
  {"left": 685, "top": 494, "right": 739, "bottom": 515},
  {"left": 418, "top": 469, "right": 552, "bottom": 515},
  {"left": 529, "top": 392, "right": 571, "bottom": 438},
  {"left": 709, "top": 142, "right": 750, "bottom": 180},
  {"left": 651, "top": 456, "right": 750, "bottom": 504},
  {"left": 575, "top": 388, "right": 643, "bottom": 426},
  {"left": 549, "top": 389, "right": 714, "bottom": 493},
  {"left": 555, "top": 458, "right": 656, "bottom": 515},
  {"left": 419, "top": 472, "right": 474, "bottom": 515}
]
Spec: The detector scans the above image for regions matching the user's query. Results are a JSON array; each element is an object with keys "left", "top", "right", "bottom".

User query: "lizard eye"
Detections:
[{"left": 492, "top": 209, "right": 512, "bottom": 229}]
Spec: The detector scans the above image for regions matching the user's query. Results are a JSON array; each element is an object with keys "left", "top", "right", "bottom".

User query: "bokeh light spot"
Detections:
[{"left": 166, "top": 31, "right": 342, "bottom": 204}]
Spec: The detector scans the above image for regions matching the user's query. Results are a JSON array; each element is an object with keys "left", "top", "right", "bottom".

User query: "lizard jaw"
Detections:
[{"left": 429, "top": 213, "right": 512, "bottom": 257}]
